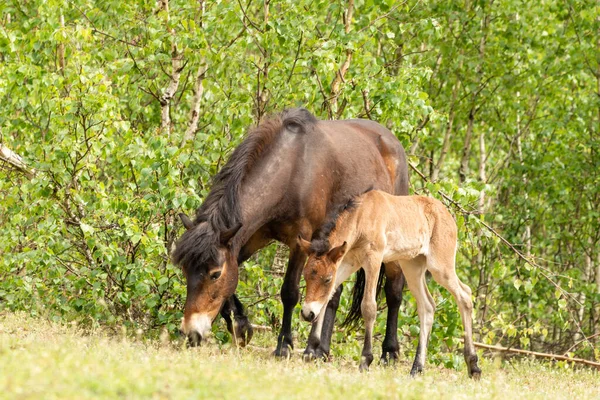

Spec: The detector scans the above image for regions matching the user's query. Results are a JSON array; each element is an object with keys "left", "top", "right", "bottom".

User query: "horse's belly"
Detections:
[{"left": 382, "top": 231, "right": 427, "bottom": 262}]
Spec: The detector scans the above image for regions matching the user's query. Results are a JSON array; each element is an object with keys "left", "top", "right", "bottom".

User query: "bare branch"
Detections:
[
  {"left": 183, "top": 62, "right": 208, "bottom": 143},
  {"left": 0, "top": 143, "right": 35, "bottom": 177}
]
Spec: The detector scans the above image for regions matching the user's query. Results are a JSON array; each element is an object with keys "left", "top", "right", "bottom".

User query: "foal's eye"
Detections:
[
  {"left": 210, "top": 271, "right": 222, "bottom": 281},
  {"left": 324, "top": 276, "right": 333, "bottom": 284}
]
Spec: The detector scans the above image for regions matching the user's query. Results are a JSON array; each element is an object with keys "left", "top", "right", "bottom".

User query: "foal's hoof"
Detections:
[
  {"left": 233, "top": 317, "right": 253, "bottom": 347},
  {"left": 471, "top": 371, "right": 481, "bottom": 381},
  {"left": 409, "top": 364, "right": 423, "bottom": 377},
  {"left": 359, "top": 354, "right": 374, "bottom": 372}
]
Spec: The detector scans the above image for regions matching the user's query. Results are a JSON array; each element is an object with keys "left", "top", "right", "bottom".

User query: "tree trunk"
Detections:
[
  {"left": 159, "top": 0, "right": 183, "bottom": 137},
  {"left": 183, "top": 62, "right": 207, "bottom": 144},
  {"left": 57, "top": 14, "right": 65, "bottom": 74},
  {"left": 330, "top": 0, "right": 354, "bottom": 118},
  {"left": 431, "top": 78, "right": 461, "bottom": 181},
  {"left": 459, "top": 11, "right": 490, "bottom": 183}
]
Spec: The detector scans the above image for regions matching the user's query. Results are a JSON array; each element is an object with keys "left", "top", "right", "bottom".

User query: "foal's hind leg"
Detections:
[
  {"left": 381, "top": 262, "right": 405, "bottom": 365},
  {"left": 359, "top": 256, "right": 384, "bottom": 372},
  {"left": 429, "top": 264, "right": 481, "bottom": 379},
  {"left": 401, "top": 259, "right": 435, "bottom": 376}
]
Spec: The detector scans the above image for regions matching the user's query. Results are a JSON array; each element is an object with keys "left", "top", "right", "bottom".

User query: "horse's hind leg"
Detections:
[
  {"left": 429, "top": 259, "right": 481, "bottom": 380},
  {"left": 381, "top": 262, "right": 405, "bottom": 365},
  {"left": 401, "top": 258, "right": 435, "bottom": 376}
]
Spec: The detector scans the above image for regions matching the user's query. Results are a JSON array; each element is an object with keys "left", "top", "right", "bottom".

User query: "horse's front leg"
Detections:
[
  {"left": 220, "top": 234, "right": 271, "bottom": 347},
  {"left": 273, "top": 248, "right": 306, "bottom": 358},
  {"left": 220, "top": 295, "right": 253, "bottom": 347},
  {"left": 303, "top": 284, "right": 343, "bottom": 361},
  {"left": 381, "top": 262, "right": 405, "bottom": 365}
]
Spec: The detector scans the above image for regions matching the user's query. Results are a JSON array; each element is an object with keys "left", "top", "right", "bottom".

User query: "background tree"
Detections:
[{"left": 1, "top": 0, "right": 598, "bottom": 365}]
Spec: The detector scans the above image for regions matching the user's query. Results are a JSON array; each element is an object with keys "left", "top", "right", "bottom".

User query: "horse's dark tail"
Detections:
[{"left": 341, "top": 264, "right": 386, "bottom": 330}]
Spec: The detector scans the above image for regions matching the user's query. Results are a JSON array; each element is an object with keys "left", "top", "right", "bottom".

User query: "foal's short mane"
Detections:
[
  {"left": 310, "top": 187, "right": 373, "bottom": 256},
  {"left": 173, "top": 108, "right": 318, "bottom": 269}
]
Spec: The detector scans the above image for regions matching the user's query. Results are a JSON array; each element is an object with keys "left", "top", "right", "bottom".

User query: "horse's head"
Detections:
[
  {"left": 297, "top": 235, "right": 347, "bottom": 323},
  {"left": 173, "top": 214, "right": 242, "bottom": 346}
]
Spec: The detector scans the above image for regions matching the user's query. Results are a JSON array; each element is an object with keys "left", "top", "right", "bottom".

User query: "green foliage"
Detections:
[{"left": 1, "top": 0, "right": 599, "bottom": 366}]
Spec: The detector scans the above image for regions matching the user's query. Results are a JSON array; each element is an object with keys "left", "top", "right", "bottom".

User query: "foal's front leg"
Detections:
[
  {"left": 303, "top": 284, "right": 343, "bottom": 361},
  {"left": 303, "top": 301, "right": 328, "bottom": 362},
  {"left": 359, "top": 256, "right": 383, "bottom": 372}
]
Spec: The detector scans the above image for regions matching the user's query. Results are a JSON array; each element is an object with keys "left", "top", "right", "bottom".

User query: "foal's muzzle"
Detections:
[
  {"left": 301, "top": 309, "right": 316, "bottom": 322},
  {"left": 301, "top": 302, "right": 323, "bottom": 323}
]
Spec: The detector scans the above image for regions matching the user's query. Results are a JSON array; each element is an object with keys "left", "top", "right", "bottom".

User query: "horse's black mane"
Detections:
[
  {"left": 172, "top": 108, "right": 318, "bottom": 269},
  {"left": 310, "top": 187, "right": 373, "bottom": 256}
]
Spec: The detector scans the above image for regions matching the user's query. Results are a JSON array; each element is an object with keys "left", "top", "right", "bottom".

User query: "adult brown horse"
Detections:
[{"left": 173, "top": 108, "right": 408, "bottom": 360}]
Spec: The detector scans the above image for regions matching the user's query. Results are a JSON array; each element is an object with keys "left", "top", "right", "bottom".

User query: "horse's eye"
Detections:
[
  {"left": 324, "top": 275, "right": 333, "bottom": 284},
  {"left": 210, "top": 271, "right": 222, "bottom": 281}
]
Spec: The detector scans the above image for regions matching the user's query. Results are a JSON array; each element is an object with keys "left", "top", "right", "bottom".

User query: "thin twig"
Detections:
[
  {"left": 409, "top": 162, "right": 583, "bottom": 307},
  {"left": 472, "top": 341, "right": 600, "bottom": 369}
]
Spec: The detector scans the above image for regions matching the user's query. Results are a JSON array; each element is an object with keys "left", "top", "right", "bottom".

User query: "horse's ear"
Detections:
[
  {"left": 220, "top": 223, "right": 242, "bottom": 246},
  {"left": 296, "top": 235, "right": 313, "bottom": 255},
  {"left": 327, "top": 241, "right": 347, "bottom": 263},
  {"left": 179, "top": 213, "right": 194, "bottom": 230}
]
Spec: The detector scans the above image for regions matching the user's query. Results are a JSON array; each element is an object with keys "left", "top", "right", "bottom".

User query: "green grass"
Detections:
[{"left": 0, "top": 313, "right": 598, "bottom": 400}]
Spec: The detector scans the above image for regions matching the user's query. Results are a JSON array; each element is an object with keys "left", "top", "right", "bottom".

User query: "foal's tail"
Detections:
[{"left": 341, "top": 264, "right": 386, "bottom": 330}]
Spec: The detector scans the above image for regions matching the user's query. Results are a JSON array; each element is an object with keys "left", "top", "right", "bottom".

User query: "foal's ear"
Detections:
[
  {"left": 220, "top": 223, "right": 242, "bottom": 246},
  {"left": 179, "top": 213, "right": 194, "bottom": 230},
  {"left": 327, "top": 241, "right": 347, "bottom": 263},
  {"left": 296, "top": 235, "right": 313, "bottom": 255}
]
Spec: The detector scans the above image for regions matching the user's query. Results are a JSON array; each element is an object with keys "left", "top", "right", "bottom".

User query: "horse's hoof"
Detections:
[
  {"left": 380, "top": 351, "right": 399, "bottom": 367},
  {"left": 314, "top": 347, "right": 330, "bottom": 362},
  {"left": 471, "top": 371, "right": 481, "bottom": 381},
  {"left": 273, "top": 345, "right": 292, "bottom": 359},
  {"left": 302, "top": 351, "right": 315, "bottom": 363},
  {"left": 233, "top": 317, "right": 253, "bottom": 347}
]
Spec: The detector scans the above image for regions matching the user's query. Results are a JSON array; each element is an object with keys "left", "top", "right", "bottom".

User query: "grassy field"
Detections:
[{"left": 0, "top": 313, "right": 598, "bottom": 400}]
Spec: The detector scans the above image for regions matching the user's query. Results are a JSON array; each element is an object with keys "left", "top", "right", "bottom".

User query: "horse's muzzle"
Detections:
[{"left": 187, "top": 331, "right": 202, "bottom": 347}]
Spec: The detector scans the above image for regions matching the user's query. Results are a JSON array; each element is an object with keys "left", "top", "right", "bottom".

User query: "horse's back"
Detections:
[{"left": 316, "top": 119, "right": 408, "bottom": 195}]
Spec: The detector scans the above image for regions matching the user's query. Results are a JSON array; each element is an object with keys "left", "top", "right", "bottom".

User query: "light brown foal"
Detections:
[{"left": 297, "top": 190, "right": 481, "bottom": 378}]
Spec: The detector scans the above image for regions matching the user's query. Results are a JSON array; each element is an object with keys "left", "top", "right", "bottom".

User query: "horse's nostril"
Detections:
[
  {"left": 187, "top": 331, "right": 202, "bottom": 347},
  {"left": 308, "top": 311, "right": 315, "bottom": 321}
]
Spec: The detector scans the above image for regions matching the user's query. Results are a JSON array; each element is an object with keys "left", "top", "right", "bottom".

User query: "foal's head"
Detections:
[
  {"left": 297, "top": 236, "right": 347, "bottom": 323},
  {"left": 172, "top": 215, "right": 242, "bottom": 346}
]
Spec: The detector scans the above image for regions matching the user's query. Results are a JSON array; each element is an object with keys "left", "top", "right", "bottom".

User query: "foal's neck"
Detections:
[{"left": 328, "top": 209, "right": 360, "bottom": 250}]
